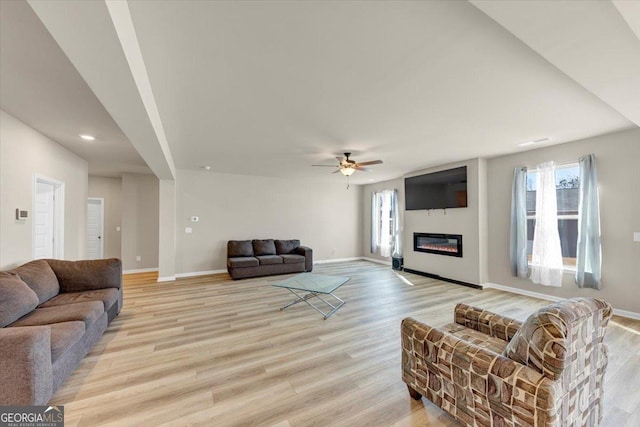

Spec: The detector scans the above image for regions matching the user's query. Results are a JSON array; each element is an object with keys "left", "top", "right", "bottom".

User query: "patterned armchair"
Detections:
[{"left": 401, "top": 297, "right": 612, "bottom": 426}]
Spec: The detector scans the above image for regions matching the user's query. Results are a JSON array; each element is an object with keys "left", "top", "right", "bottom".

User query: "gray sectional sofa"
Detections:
[
  {"left": 227, "top": 239, "right": 312, "bottom": 279},
  {"left": 0, "top": 258, "right": 122, "bottom": 405}
]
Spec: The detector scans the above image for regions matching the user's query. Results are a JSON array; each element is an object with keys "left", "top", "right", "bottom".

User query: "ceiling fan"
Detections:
[{"left": 313, "top": 152, "right": 383, "bottom": 176}]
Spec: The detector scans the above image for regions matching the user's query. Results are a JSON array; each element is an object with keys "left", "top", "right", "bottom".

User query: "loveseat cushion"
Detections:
[
  {"left": 47, "top": 258, "right": 121, "bottom": 292},
  {"left": 275, "top": 239, "right": 300, "bottom": 254},
  {"left": 228, "top": 240, "right": 254, "bottom": 257},
  {"left": 253, "top": 239, "right": 276, "bottom": 256},
  {"left": 256, "top": 255, "right": 283, "bottom": 266},
  {"left": 227, "top": 257, "right": 259, "bottom": 268},
  {"left": 9, "top": 301, "right": 104, "bottom": 328},
  {"left": 280, "top": 254, "right": 305, "bottom": 264},
  {"left": 49, "top": 321, "right": 85, "bottom": 362},
  {"left": 10, "top": 260, "right": 60, "bottom": 304},
  {"left": 39, "top": 288, "right": 119, "bottom": 312},
  {"left": 0, "top": 272, "right": 40, "bottom": 327}
]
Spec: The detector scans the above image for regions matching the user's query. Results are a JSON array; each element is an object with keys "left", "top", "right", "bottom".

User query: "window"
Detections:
[
  {"left": 371, "top": 189, "right": 399, "bottom": 257},
  {"left": 526, "top": 163, "right": 579, "bottom": 268}
]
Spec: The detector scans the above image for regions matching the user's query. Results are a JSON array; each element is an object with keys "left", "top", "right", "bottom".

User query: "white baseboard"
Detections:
[
  {"left": 123, "top": 268, "right": 158, "bottom": 274},
  {"left": 314, "top": 257, "right": 363, "bottom": 265},
  {"left": 157, "top": 276, "right": 176, "bottom": 282},
  {"left": 175, "top": 269, "right": 227, "bottom": 278},
  {"left": 482, "top": 282, "right": 640, "bottom": 320},
  {"left": 361, "top": 256, "right": 392, "bottom": 266}
]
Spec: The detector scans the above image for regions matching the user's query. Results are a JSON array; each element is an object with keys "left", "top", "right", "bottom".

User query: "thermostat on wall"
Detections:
[{"left": 15, "top": 209, "right": 29, "bottom": 220}]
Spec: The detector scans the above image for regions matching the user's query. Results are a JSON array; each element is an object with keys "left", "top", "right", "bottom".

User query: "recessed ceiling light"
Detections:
[
  {"left": 201, "top": 166, "right": 212, "bottom": 171},
  {"left": 80, "top": 134, "right": 95, "bottom": 141},
  {"left": 518, "top": 137, "right": 551, "bottom": 147}
]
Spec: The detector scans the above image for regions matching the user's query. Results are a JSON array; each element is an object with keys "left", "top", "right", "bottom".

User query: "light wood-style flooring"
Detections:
[{"left": 51, "top": 261, "right": 640, "bottom": 426}]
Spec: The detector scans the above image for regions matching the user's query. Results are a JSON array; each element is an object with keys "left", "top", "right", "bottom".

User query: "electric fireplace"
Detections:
[{"left": 413, "top": 233, "right": 463, "bottom": 257}]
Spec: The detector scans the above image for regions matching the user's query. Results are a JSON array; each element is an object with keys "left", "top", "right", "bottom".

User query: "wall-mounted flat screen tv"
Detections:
[{"left": 405, "top": 166, "right": 468, "bottom": 210}]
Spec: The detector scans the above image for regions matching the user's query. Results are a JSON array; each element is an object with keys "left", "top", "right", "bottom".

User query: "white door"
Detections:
[
  {"left": 87, "top": 198, "right": 104, "bottom": 259},
  {"left": 34, "top": 180, "right": 56, "bottom": 259}
]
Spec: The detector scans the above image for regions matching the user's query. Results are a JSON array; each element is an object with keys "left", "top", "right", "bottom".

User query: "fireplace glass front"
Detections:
[{"left": 413, "top": 233, "right": 462, "bottom": 257}]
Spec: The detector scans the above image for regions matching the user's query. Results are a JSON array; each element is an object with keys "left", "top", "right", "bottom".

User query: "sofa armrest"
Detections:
[
  {"left": 47, "top": 258, "right": 122, "bottom": 292},
  {"left": 295, "top": 246, "right": 313, "bottom": 272},
  {"left": 0, "top": 326, "right": 53, "bottom": 405},
  {"left": 454, "top": 303, "right": 522, "bottom": 342},
  {"left": 401, "top": 317, "right": 561, "bottom": 426}
]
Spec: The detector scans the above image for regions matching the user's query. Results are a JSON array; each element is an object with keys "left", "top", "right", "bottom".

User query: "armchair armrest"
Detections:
[
  {"left": 295, "top": 246, "right": 313, "bottom": 272},
  {"left": 0, "top": 326, "right": 53, "bottom": 405},
  {"left": 401, "top": 317, "right": 561, "bottom": 426},
  {"left": 47, "top": 258, "right": 122, "bottom": 293},
  {"left": 454, "top": 303, "right": 522, "bottom": 342}
]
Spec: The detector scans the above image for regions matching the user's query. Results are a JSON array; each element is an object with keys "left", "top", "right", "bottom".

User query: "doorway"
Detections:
[
  {"left": 33, "top": 176, "right": 64, "bottom": 259},
  {"left": 87, "top": 198, "right": 104, "bottom": 259}
]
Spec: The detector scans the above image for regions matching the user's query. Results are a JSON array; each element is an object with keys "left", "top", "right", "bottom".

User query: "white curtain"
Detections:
[
  {"left": 576, "top": 154, "right": 602, "bottom": 289},
  {"left": 370, "top": 192, "right": 379, "bottom": 254},
  {"left": 530, "top": 161, "right": 563, "bottom": 287},
  {"left": 391, "top": 189, "right": 402, "bottom": 258},
  {"left": 379, "top": 190, "right": 392, "bottom": 257}
]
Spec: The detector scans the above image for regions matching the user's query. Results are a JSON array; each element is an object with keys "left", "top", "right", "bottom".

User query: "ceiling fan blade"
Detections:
[
  {"left": 355, "top": 167, "right": 372, "bottom": 172},
  {"left": 336, "top": 156, "right": 345, "bottom": 163},
  {"left": 332, "top": 169, "right": 341, "bottom": 174},
  {"left": 312, "top": 164, "right": 338, "bottom": 167},
  {"left": 355, "top": 160, "right": 383, "bottom": 166}
]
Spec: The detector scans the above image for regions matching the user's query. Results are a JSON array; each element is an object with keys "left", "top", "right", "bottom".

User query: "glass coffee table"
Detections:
[{"left": 273, "top": 273, "right": 350, "bottom": 319}]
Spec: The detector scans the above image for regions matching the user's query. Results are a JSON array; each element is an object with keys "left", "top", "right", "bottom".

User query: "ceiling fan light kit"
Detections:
[{"left": 340, "top": 167, "right": 356, "bottom": 176}]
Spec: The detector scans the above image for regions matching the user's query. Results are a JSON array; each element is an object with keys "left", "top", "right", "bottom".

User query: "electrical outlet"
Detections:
[
  {"left": 136, "top": 256, "right": 141, "bottom": 262},
  {"left": 185, "top": 227, "right": 193, "bottom": 234},
  {"left": 116, "top": 226, "right": 121, "bottom": 232}
]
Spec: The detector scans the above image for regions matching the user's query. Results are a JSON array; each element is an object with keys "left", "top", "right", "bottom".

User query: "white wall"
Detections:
[
  {"left": 487, "top": 128, "right": 640, "bottom": 313},
  {"left": 121, "top": 173, "right": 159, "bottom": 271},
  {"left": 175, "top": 169, "right": 363, "bottom": 274},
  {"left": 0, "top": 110, "right": 88, "bottom": 268},
  {"left": 88, "top": 176, "right": 122, "bottom": 259},
  {"left": 361, "top": 178, "right": 404, "bottom": 263},
  {"left": 403, "top": 158, "right": 487, "bottom": 285}
]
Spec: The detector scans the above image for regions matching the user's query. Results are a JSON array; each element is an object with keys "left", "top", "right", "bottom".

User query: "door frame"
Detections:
[
  {"left": 87, "top": 197, "right": 105, "bottom": 259},
  {"left": 33, "top": 175, "right": 65, "bottom": 259}
]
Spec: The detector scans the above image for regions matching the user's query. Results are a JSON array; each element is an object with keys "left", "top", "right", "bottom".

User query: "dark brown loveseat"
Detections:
[
  {"left": 227, "top": 239, "right": 312, "bottom": 279},
  {"left": 0, "top": 258, "right": 122, "bottom": 405}
]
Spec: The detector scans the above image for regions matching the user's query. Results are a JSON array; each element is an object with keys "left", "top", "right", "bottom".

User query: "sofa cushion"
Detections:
[
  {"left": 39, "top": 288, "right": 119, "bottom": 312},
  {"left": 10, "top": 260, "right": 60, "bottom": 304},
  {"left": 47, "top": 258, "right": 121, "bottom": 292},
  {"left": 280, "top": 254, "right": 305, "bottom": 264},
  {"left": 253, "top": 239, "right": 276, "bottom": 256},
  {"left": 0, "top": 272, "right": 40, "bottom": 328},
  {"left": 227, "top": 240, "right": 254, "bottom": 257},
  {"left": 227, "top": 257, "right": 259, "bottom": 268},
  {"left": 49, "top": 321, "right": 85, "bottom": 362},
  {"left": 275, "top": 239, "right": 300, "bottom": 254},
  {"left": 256, "top": 255, "right": 283, "bottom": 266},
  {"left": 9, "top": 301, "right": 104, "bottom": 328}
]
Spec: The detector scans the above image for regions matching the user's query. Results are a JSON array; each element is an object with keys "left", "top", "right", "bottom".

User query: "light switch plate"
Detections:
[
  {"left": 116, "top": 226, "right": 121, "bottom": 232},
  {"left": 185, "top": 227, "right": 193, "bottom": 234},
  {"left": 634, "top": 232, "right": 640, "bottom": 242}
]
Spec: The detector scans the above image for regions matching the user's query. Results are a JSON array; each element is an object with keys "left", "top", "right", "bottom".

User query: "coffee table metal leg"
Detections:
[{"left": 280, "top": 288, "right": 346, "bottom": 319}]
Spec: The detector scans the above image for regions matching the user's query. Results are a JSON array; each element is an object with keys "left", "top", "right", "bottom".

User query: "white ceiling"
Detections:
[{"left": 2, "top": 1, "right": 639, "bottom": 183}]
